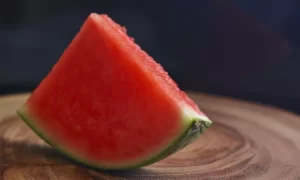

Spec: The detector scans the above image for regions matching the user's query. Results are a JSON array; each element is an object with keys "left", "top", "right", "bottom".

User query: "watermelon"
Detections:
[{"left": 17, "top": 13, "right": 212, "bottom": 170}]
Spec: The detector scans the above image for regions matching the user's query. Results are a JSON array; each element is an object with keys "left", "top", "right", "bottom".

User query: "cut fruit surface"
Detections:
[{"left": 17, "top": 13, "right": 212, "bottom": 170}]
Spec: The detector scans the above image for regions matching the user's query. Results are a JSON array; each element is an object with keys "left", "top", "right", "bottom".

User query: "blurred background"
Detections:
[{"left": 0, "top": 0, "right": 299, "bottom": 113}]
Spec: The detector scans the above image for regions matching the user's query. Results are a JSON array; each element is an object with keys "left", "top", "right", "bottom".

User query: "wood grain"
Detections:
[{"left": 0, "top": 92, "right": 300, "bottom": 180}]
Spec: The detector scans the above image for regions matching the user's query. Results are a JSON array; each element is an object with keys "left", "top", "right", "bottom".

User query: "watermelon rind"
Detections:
[{"left": 17, "top": 105, "right": 212, "bottom": 170}]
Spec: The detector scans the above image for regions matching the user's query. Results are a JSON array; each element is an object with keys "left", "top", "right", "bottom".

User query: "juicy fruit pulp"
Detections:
[{"left": 17, "top": 13, "right": 212, "bottom": 170}]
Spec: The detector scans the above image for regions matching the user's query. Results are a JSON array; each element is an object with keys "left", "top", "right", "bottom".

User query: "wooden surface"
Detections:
[{"left": 0, "top": 93, "right": 300, "bottom": 180}]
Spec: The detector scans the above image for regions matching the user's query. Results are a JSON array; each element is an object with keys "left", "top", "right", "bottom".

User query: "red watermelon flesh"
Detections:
[{"left": 17, "top": 13, "right": 212, "bottom": 169}]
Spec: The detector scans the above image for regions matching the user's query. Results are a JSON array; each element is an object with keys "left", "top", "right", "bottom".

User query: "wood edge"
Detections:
[
  {"left": 188, "top": 91, "right": 300, "bottom": 118},
  {"left": 0, "top": 92, "right": 31, "bottom": 101}
]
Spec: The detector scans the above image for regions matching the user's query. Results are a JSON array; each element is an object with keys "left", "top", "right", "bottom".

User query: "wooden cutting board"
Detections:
[{"left": 0, "top": 92, "right": 300, "bottom": 180}]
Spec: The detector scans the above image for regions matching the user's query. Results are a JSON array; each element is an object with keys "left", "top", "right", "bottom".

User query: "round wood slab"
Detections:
[{"left": 0, "top": 92, "right": 300, "bottom": 179}]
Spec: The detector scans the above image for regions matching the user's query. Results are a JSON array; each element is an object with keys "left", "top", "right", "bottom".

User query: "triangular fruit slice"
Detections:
[{"left": 17, "top": 13, "right": 212, "bottom": 170}]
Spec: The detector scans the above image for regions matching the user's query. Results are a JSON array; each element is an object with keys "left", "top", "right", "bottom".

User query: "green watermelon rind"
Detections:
[{"left": 16, "top": 106, "right": 212, "bottom": 170}]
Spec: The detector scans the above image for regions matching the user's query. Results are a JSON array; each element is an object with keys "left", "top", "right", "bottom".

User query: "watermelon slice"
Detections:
[{"left": 17, "top": 13, "right": 212, "bottom": 170}]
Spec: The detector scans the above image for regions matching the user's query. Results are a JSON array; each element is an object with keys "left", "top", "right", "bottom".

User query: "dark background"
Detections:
[{"left": 1, "top": 0, "right": 300, "bottom": 113}]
